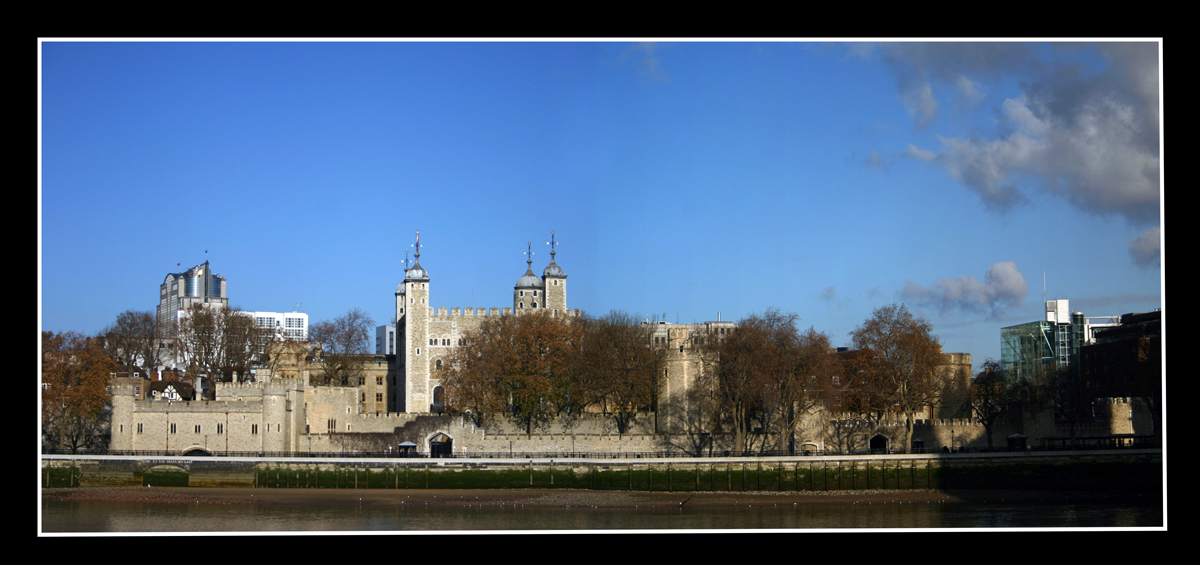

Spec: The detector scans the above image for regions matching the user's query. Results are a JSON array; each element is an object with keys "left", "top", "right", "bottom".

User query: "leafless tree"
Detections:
[
  {"left": 970, "top": 359, "right": 1011, "bottom": 450},
  {"left": 762, "top": 322, "right": 837, "bottom": 454},
  {"left": 175, "top": 304, "right": 221, "bottom": 378},
  {"left": 101, "top": 310, "right": 167, "bottom": 370},
  {"left": 308, "top": 308, "right": 375, "bottom": 387},
  {"left": 214, "top": 309, "right": 269, "bottom": 382},
  {"left": 576, "top": 311, "right": 663, "bottom": 435}
]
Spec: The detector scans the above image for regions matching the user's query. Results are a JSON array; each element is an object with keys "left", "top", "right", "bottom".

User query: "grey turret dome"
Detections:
[
  {"left": 543, "top": 257, "right": 565, "bottom": 278},
  {"left": 515, "top": 264, "right": 542, "bottom": 289},
  {"left": 405, "top": 261, "right": 429, "bottom": 282}
]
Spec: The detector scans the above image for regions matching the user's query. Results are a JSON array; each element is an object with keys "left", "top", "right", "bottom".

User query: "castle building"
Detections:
[
  {"left": 108, "top": 237, "right": 1153, "bottom": 457},
  {"left": 394, "top": 232, "right": 576, "bottom": 414}
]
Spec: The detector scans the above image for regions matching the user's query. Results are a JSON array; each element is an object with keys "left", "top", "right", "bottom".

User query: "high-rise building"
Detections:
[{"left": 157, "top": 261, "right": 228, "bottom": 335}]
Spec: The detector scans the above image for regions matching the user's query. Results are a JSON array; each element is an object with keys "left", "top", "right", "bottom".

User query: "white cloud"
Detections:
[
  {"left": 954, "top": 75, "right": 986, "bottom": 109},
  {"left": 902, "top": 82, "right": 939, "bottom": 130},
  {"left": 871, "top": 42, "right": 1161, "bottom": 265},
  {"left": 902, "top": 261, "right": 1029, "bottom": 318},
  {"left": 904, "top": 144, "right": 936, "bottom": 162},
  {"left": 1130, "top": 226, "right": 1161, "bottom": 268}
]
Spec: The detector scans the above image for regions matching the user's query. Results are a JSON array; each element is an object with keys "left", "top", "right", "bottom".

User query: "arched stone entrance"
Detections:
[
  {"left": 429, "top": 432, "right": 453, "bottom": 458},
  {"left": 869, "top": 434, "right": 889, "bottom": 454}
]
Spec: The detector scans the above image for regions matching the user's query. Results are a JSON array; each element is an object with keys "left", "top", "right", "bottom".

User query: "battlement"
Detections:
[
  {"left": 427, "top": 306, "right": 504, "bottom": 321},
  {"left": 130, "top": 398, "right": 264, "bottom": 413}
]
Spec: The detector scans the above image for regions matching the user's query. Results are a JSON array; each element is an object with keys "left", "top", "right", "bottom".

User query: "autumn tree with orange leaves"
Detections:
[
  {"left": 42, "top": 331, "right": 116, "bottom": 453},
  {"left": 849, "top": 304, "right": 944, "bottom": 454},
  {"left": 439, "top": 311, "right": 585, "bottom": 434}
]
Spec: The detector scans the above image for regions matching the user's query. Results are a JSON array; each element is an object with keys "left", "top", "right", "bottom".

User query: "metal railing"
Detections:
[{"left": 45, "top": 437, "right": 1160, "bottom": 460}]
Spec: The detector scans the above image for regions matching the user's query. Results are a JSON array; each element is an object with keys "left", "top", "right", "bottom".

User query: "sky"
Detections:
[{"left": 38, "top": 40, "right": 1163, "bottom": 370}]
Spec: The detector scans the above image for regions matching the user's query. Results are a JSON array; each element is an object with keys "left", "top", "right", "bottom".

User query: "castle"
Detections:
[
  {"left": 109, "top": 233, "right": 1155, "bottom": 457},
  {"left": 393, "top": 232, "right": 580, "bottom": 415}
]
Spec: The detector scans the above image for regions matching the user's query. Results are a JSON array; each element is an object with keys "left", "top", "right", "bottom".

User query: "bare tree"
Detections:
[
  {"left": 849, "top": 304, "right": 944, "bottom": 454},
  {"left": 762, "top": 322, "right": 837, "bottom": 454},
  {"left": 309, "top": 308, "right": 375, "bottom": 387},
  {"left": 173, "top": 305, "right": 271, "bottom": 383},
  {"left": 576, "top": 311, "right": 663, "bottom": 435},
  {"left": 214, "top": 309, "right": 270, "bottom": 383},
  {"left": 102, "top": 310, "right": 165, "bottom": 370},
  {"left": 175, "top": 303, "right": 221, "bottom": 378},
  {"left": 970, "top": 359, "right": 1010, "bottom": 450}
]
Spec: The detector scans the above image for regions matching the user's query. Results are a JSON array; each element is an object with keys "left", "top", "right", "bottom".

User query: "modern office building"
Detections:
[
  {"left": 376, "top": 324, "right": 396, "bottom": 355},
  {"left": 1001, "top": 299, "right": 1120, "bottom": 381},
  {"left": 157, "top": 261, "right": 228, "bottom": 335}
]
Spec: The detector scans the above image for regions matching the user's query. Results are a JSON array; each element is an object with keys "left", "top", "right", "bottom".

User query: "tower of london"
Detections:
[{"left": 394, "top": 232, "right": 579, "bottom": 414}]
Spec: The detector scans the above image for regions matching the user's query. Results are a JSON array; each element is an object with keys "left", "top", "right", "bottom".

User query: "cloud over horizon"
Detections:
[
  {"left": 876, "top": 42, "right": 1161, "bottom": 267},
  {"left": 901, "top": 261, "right": 1029, "bottom": 318}
]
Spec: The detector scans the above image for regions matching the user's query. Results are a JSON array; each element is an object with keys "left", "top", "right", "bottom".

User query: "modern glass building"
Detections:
[
  {"left": 1001, "top": 319, "right": 1058, "bottom": 381},
  {"left": 1001, "top": 299, "right": 1120, "bottom": 382}
]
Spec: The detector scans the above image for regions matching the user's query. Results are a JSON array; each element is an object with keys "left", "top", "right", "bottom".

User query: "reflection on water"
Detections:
[{"left": 42, "top": 497, "right": 1163, "bottom": 532}]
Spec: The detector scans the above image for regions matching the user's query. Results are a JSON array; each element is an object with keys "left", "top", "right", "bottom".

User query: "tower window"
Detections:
[{"left": 532, "top": 302, "right": 538, "bottom": 308}]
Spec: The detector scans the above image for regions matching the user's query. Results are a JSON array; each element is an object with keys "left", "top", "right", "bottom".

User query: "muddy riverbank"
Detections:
[{"left": 42, "top": 486, "right": 1148, "bottom": 509}]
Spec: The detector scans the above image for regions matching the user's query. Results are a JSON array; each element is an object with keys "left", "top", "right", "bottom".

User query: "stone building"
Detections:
[
  {"left": 393, "top": 233, "right": 580, "bottom": 414},
  {"left": 109, "top": 235, "right": 1153, "bottom": 457}
]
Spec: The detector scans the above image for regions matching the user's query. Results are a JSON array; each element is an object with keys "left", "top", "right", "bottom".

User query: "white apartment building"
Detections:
[{"left": 251, "top": 311, "right": 310, "bottom": 341}]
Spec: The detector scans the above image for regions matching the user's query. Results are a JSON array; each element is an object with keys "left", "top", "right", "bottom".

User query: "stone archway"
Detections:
[
  {"left": 429, "top": 432, "right": 453, "bottom": 458},
  {"left": 869, "top": 434, "right": 889, "bottom": 454}
]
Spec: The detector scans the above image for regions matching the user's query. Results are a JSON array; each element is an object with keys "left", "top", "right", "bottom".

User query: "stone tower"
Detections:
[
  {"left": 513, "top": 242, "right": 544, "bottom": 312},
  {"left": 543, "top": 231, "right": 567, "bottom": 316},
  {"left": 398, "top": 233, "right": 431, "bottom": 414}
]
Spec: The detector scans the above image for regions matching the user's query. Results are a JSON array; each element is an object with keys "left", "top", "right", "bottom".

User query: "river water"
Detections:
[{"left": 41, "top": 489, "right": 1163, "bottom": 532}]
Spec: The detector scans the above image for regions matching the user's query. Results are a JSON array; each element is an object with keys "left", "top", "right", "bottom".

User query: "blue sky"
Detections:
[{"left": 39, "top": 40, "right": 1163, "bottom": 369}]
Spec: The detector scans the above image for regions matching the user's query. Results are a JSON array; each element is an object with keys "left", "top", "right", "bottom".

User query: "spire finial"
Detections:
[
  {"left": 547, "top": 231, "right": 558, "bottom": 259},
  {"left": 404, "top": 249, "right": 410, "bottom": 272},
  {"left": 414, "top": 231, "right": 421, "bottom": 259},
  {"left": 525, "top": 241, "right": 534, "bottom": 267}
]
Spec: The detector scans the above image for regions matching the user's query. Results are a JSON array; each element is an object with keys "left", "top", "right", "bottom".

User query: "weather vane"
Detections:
[
  {"left": 546, "top": 231, "right": 558, "bottom": 258},
  {"left": 525, "top": 241, "right": 534, "bottom": 266}
]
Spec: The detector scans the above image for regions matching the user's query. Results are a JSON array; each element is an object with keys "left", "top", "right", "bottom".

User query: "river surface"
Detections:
[{"left": 40, "top": 488, "right": 1163, "bottom": 532}]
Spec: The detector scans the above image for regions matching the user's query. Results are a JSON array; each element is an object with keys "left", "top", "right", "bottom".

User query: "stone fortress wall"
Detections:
[{"left": 110, "top": 235, "right": 1156, "bottom": 457}]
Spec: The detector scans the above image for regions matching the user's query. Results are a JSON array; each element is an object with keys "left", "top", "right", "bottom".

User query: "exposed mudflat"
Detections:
[{"left": 42, "top": 487, "right": 1144, "bottom": 509}]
